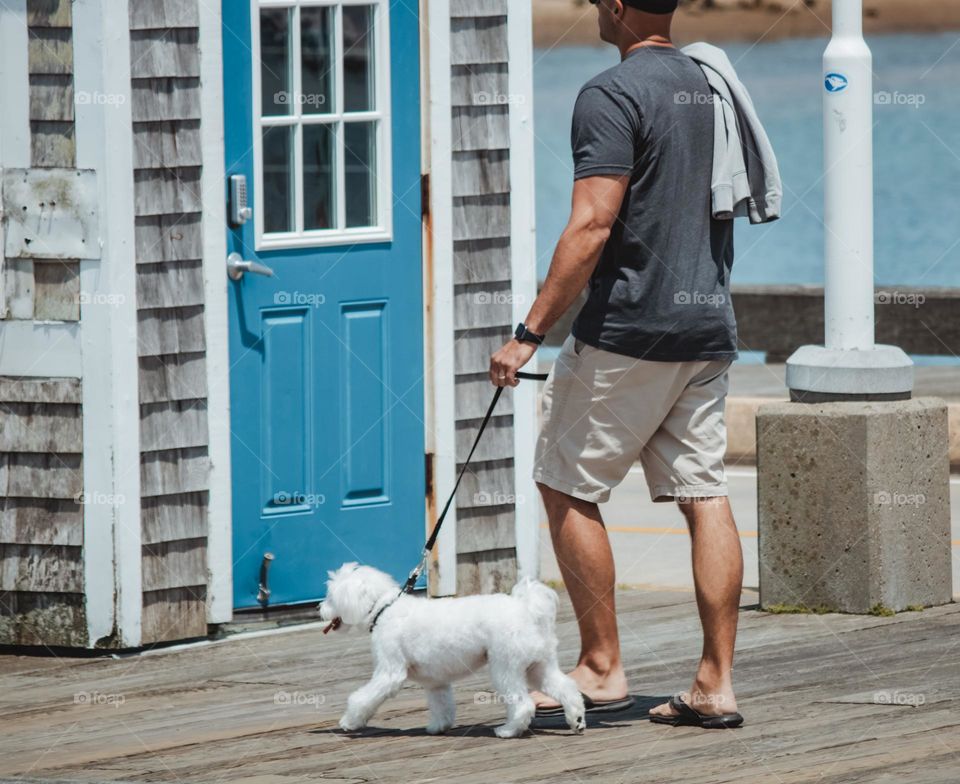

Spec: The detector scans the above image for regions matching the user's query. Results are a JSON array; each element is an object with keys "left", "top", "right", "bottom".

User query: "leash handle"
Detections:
[{"left": 401, "top": 371, "right": 548, "bottom": 593}]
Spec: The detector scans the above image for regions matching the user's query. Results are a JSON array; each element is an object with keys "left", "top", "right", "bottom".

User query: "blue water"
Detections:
[{"left": 534, "top": 33, "right": 960, "bottom": 288}]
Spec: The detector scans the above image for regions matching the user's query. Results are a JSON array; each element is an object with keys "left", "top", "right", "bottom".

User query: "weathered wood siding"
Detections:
[
  {"left": 0, "top": 0, "right": 87, "bottom": 647},
  {"left": 129, "top": 0, "right": 209, "bottom": 643},
  {"left": 1, "top": 0, "right": 80, "bottom": 322},
  {"left": 449, "top": 0, "right": 518, "bottom": 594},
  {"left": 0, "top": 377, "right": 86, "bottom": 646}
]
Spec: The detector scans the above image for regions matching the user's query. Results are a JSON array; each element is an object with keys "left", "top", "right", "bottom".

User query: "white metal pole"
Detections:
[{"left": 822, "top": 0, "right": 874, "bottom": 350}]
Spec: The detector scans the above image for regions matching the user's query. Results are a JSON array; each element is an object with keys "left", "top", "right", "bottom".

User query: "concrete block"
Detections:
[{"left": 756, "top": 397, "right": 952, "bottom": 613}]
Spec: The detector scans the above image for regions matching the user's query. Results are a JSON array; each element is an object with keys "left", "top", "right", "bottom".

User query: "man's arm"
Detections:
[{"left": 488, "top": 174, "right": 628, "bottom": 387}]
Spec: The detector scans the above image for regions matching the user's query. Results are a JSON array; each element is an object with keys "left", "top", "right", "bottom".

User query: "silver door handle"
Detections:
[{"left": 227, "top": 251, "right": 274, "bottom": 281}]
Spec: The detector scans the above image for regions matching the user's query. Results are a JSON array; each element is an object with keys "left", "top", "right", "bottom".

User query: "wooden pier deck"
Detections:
[{"left": 2, "top": 588, "right": 959, "bottom": 783}]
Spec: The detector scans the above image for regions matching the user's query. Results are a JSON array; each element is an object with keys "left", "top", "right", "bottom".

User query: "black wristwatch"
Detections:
[{"left": 514, "top": 322, "right": 545, "bottom": 346}]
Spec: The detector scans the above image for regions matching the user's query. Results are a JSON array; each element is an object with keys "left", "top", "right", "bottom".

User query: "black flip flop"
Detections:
[
  {"left": 535, "top": 693, "right": 635, "bottom": 718},
  {"left": 649, "top": 693, "right": 743, "bottom": 729}
]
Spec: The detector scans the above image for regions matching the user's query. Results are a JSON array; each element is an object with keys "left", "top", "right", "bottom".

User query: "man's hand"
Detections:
[{"left": 489, "top": 339, "right": 537, "bottom": 387}]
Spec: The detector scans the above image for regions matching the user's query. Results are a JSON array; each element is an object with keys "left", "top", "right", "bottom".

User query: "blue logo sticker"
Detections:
[{"left": 825, "top": 73, "right": 849, "bottom": 93}]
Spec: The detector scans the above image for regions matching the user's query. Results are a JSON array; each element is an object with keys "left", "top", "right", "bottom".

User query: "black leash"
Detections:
[{"left": 366, "top": 370, "right": 549, "bottom": 631}]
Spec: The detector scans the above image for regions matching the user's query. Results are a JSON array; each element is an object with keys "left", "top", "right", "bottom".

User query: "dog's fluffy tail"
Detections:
[{"left": 511, "top": 578, "right": 559, "bottom": 633}]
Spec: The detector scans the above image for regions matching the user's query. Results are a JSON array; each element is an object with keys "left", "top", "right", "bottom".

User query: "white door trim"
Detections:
[
  {"left": 507, "top": 0, "right": 539, "bottom": 581},
  {"left": 198, "top": 0, "right": 234, "bottom": 624},
  {"left": 422, "top": 0, "right": 457, "bottom": 596}
]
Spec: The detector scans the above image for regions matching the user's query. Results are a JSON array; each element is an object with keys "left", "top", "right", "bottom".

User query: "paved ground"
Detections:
[
  {"left": 2, "top": 588, "right": 959, "bottom": 783},
  {"left": 540, "top": 466, "right": 960, "bottom": 597}
]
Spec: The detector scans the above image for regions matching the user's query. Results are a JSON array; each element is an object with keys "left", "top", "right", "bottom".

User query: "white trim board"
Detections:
[
  {"left": 73, "top": 0, "right": 143, "bottom": 647},
  {"left": 507, "top": 0, "right": 539, "bottom": 581},
  {"left": 0, "top": 0, "right": 31, "bottom": 168},
  {"left": 200, "top": 0, "right": 233, "bottom": 624},
  {"left": 423, "top": 0, "right": 457, "bottom": 596},
  {"left": 0, "top": 322, "right": 82, "bottom": 377}
]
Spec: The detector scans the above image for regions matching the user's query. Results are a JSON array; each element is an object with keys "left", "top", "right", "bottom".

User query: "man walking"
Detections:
[{"left": 490, "top": 0, "right": 763, "bottom": 728}]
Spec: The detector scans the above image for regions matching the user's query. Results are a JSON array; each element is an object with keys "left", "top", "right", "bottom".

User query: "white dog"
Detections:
[{"left": 319, "top": 562, "right": 586, "bottom": 738}]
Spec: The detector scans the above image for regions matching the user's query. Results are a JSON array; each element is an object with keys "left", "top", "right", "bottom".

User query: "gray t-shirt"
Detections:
[{"left": 570, "top": 46, "right": 737, "bottom": 362}]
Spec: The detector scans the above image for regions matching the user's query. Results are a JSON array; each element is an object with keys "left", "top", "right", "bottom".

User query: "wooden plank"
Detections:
[
  {"left": 129, "top": 28, "right": 200, "bottom": 79},
  {"left": 26, "top": 0, "right": 71, "bottom": 27},
  {"left": 137, "top": 305, "right": 206, "bottom": 357},
  {"left": 451, "top": 105, "right": 509, "bottom": 152},
  {"left": 454, "top": 373, "right": 513, "bottom": 421},
  {"left": 136, "top": 259, "right": 205, "bottom": 309},
  {"left": 0, "top": 453, "right": 82, "bottom": 499},
  {"left": 133, "top": 120, "right": 202, "bottom": 169},
  {"left": 453, "top": 194, "right": 511, "bottom": 241},
  {"left": 27, "top": 26, "right": 72, "bottom": 75},
  {"left": 141, "top": 585, "right": 207, "bottom": 643},
  {"left": 141, "top": 537, "right": 207, "bottom": 592},
  {"left": 1, "top": 258, "right": 34, "bottom": 319},
  {"left": 139, "top": 399, "right": 208, "bottom": 452},
  {"left": 33, "top": 259, "right": 80, "bottom": 320},
  {"left": 138, "top": 352, "right": 207, "bottom": 404},
  {"left": 452, "top": 150, "right": 510, "bottom": 197},
  {"left": 455, "top": 506, "right": 516, "bottom": 554},
  {"left": 453, "top": 237, "right": 512, "bottom": 285},
  {"left": 456, "top": 547, "right": 517, "bottom": 594},
  {"left": 451, "top": 0, "right": 508, "bottom": 17},
  {"left": 28, "top": 74, "right": 74, "bottom": 121},
  {"left": 131, "top": 77, "right": 201, "bottom": 122},
  {"left": 129, "top": 0, "right": 199, "bottom": 30},
  {"left": 134, "top": 213, "right": 204, "bottom": 263},
  {"left": 453, "top": 280, "right": 513, "bottom": 329},
  {"left": 0, "top": 401, "right": 82, "bottom": 452},
  {"left": 454, "top": 457, "right": 515, "bottom": 508},
  {"left": 453, "top": 325, "right": 511, "bottom": 374},
  {"left": 0, "top": 543, "right": 83, "bottom": 592},
  {"left": 0, "top": 497, "right": 83, "bottom": 546},
  {"left": 134, "top": 168, "right": 202, "bottom": 216},
  {"left": 450, "top": 17, "right": 508, "bottom": 66},
  {"left": 30, "top": 120, "right": 76, "bottom": 167},
  {"left": 140, "top": 446, "right": 209, "bottom": 497},
  {"left": 450, "top": 63, "right": 509, "bottom": 107},
  {"left": 141, "top": 491, "right": 207, "bottom": 545},
  {"left": 455, "top": 415, "right": 513, "bottom": 463},
  {"left": 0, "top": 375, "right": 81, "bottom": 404},
  {"left": 0, "top": 591, "right": 86, "bottom": 647}
]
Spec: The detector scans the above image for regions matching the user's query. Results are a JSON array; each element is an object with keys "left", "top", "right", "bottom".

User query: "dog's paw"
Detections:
[
  {"left": 339, "top": 715, "right": 366, "bottom": 733},
  {"left": 425, "top": 722, "right": 452, "bottom": 735},
  {"left": 494, "top": 724, "right": 525, "bottom": 739},
  {"left": 569, "top": 712, "right": 586, "bottom": 734}
]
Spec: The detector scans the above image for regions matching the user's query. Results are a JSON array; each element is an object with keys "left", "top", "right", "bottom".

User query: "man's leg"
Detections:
[
  {"left": 650, "top": 496, "right": 742, "bottom": 718},
  {"left": 536, "top": 482, "right": 628, "bottom": 703}
]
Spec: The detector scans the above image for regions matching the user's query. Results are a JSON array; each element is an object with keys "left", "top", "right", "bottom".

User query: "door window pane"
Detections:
[
  {"left": 301, "top": 6, "right": 334, "bottom": 114},
  {"left": 260, "top": 8, "right": 292, "bottom": 116},
  {"left": 344, "top": 122, "right": 376, "bottom": 227},
  {"left": 304, "top": 125, "right": 335, "bottom": 230},
  {"left": 263, "top": 126, "right": 294, "bottom": 232},
  {"left": 343, "top": 5, "right": 374, "bottom": 113}
]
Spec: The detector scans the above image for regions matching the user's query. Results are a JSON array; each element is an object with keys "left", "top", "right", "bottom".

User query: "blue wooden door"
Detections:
[{"left": 223, "top": 0, "right": 425, "bottom": 608}]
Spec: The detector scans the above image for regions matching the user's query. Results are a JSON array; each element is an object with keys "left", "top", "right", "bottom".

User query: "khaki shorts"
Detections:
[{"left": 533, "top": 335, "right": 731, "bottom": 504}]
